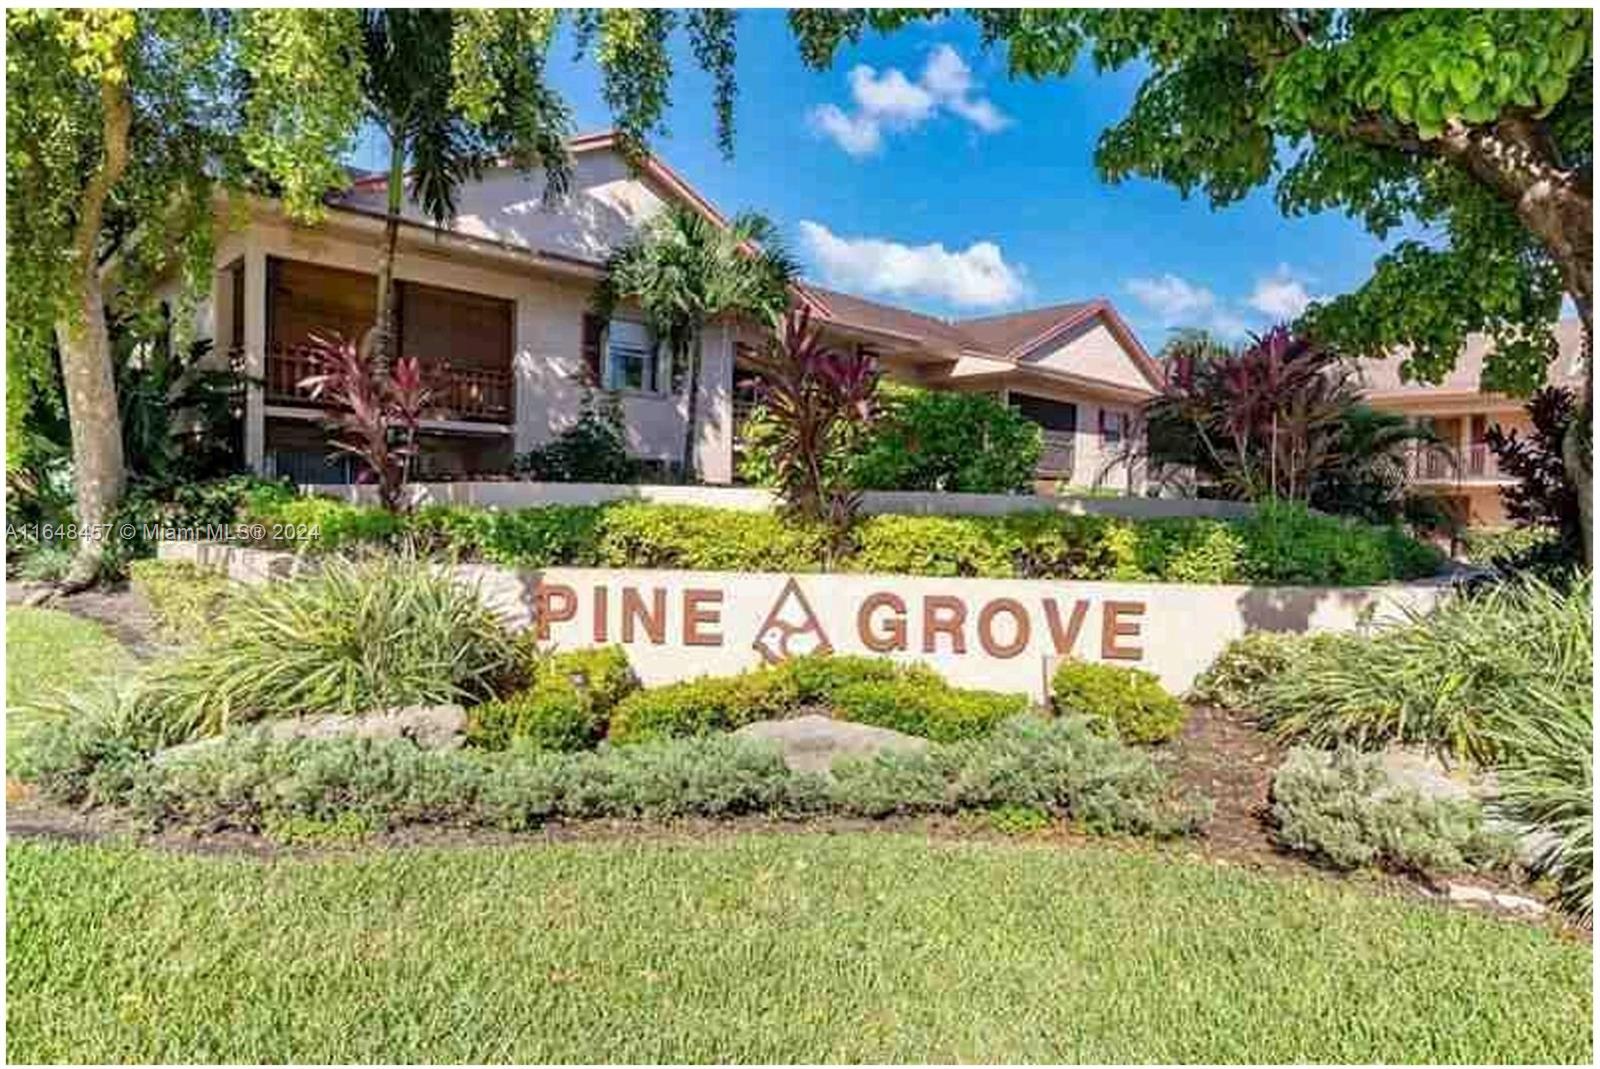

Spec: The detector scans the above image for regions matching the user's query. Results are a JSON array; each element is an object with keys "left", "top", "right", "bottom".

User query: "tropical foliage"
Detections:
[
  {"left": 1143, "top": 327, "right": 1444, "bottom": 523},
  {"left": 592, "top": 203, "right": 797, "bottom": 478},
  {"left": 1485, "top": 386, "right": 1585, "bottom": 561},
  {"left": 300, "top": 332, "right": 433, "bottom": 512},
  {"left": 735, "top": 307, "right": 879, "bottom": 537},
  {"left": 744, "top": 384, "right": 1043, "bottom": 495}
]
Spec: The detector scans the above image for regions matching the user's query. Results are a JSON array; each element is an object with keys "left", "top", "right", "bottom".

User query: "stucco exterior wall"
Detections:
[
  {"left": 336, "top": 150, "right": 669, "bottom": 264},
  {"left": 1022, "top": 320, "right": 1156, "bottom": 393},
  {"left": 210, "top": 209, "right": 734, "bottom": 482}
]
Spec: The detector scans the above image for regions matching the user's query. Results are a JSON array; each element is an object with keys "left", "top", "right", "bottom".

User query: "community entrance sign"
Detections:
[{"left": 159, "top": 543, "right": 1450, "bottom": 702}]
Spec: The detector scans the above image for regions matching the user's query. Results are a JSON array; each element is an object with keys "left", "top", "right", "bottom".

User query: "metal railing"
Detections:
[
  {"left": 1036, "top": 429, "right": 1076, "bottom": 477},
  {"left": 1408, "top": 444, "right": 1502, "bottom": 482},
  {"left": 262, "top": 344, "right": 513, "bottom": 423}
]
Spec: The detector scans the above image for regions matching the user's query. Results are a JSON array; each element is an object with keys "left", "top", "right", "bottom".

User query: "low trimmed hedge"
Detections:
[
  {"left": 240, "top": 488, "right": 1441, "bottom": 587},
  {"left": 605, "top": 655, "right": 1028, "bottom": 744},
  {"left": 468, "top": 646, "right": 638, "bottom": 752},
  {"left": 1050, "top": 660, "right": 1187, "bottom": 744},
  {"left": 116, "top": 716, "right": 1206, "bottom": 838}
]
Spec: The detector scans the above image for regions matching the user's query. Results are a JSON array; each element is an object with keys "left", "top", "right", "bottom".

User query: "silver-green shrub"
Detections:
[{"left": 1269, "top": 747, "right": 1513, "bottom": 875}]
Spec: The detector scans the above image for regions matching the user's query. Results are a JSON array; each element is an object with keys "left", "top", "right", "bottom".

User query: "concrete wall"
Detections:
[
  {"left": 301, "top": 480, "right": 1256, "bottom": 519},
  {"left": 159, "top": 541, "right": 1448, "bottom": 700}
]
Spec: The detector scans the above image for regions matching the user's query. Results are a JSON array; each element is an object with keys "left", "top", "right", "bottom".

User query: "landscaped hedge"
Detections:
[
  {"left": 113, "top": 716, "right": 1207, "bottom": 839},
  {"left": 605, "top": 655, "right": 1027, "bottom": 745},
  {"left": 241, "top": 486, "right": 1442, "bottom": 586}
]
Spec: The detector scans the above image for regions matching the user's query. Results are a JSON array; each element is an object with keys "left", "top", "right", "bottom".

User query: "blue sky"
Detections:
[{"left": 356, "top": 11, "right": 1402, "bottom": 352}]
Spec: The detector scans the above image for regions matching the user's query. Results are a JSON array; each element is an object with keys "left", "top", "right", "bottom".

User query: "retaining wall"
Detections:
[
  {"left": 159, "top": 541, "right": 1450, "bottom": 701},
  {"left": 302, "top": 481, "right": 1256, "bottom": 520}
]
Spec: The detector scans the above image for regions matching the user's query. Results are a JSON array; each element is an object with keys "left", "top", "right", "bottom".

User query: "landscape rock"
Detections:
[
  {"left": 734, "top": 714, "right": 927, "bottom": 775},
  {"left": 257, "top": 704, "right": 468, "bottom": 749},
  {"left": 1446, "top": 883, "right": 1496, "bottom": 906},
  {"left": 157, "top": 704, "right": 467, "bottom": 764},
  {"left": 1376, "top": 747, "right": 1480, "bottom": 804}
]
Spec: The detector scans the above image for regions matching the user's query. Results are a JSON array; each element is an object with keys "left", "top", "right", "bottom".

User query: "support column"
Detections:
[
  {"left": 242, "top": 243, "right": 268, "bottom": 473},
  {"left": 697, "top": 323, "right": 735, "bottom": 484}
]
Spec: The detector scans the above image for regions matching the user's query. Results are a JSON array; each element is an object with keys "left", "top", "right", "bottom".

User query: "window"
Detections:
[
  {"left": 1099, "top": 409, "right": 1127, "bottom": 446},
  {"left": 604, "top": 319, "right": 667, "bottom": 393}
]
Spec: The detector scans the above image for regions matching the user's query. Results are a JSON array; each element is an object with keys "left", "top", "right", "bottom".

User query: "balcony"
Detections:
[
  {"left": 1409, "top": 444, "right": 1504, "bottom": 484},
  {"left": 264, "top": 344, "right": 513, "bottom": 425}
]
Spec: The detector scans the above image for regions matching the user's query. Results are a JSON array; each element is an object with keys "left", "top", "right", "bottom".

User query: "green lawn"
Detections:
[
  {"left": 7, "top": 836, "right": 1591, "bottom": 1064},
  {"left": 5, "top": 606, "right": 133, "bottom": 770}
]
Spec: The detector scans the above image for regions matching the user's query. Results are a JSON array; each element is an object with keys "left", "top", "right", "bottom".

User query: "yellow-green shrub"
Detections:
[
  {"left": 1051, "top": 660, "right": 1188, "bottom": 744},
  {"left": 470, "top": 645, "right": 637, "bottom": 751}
]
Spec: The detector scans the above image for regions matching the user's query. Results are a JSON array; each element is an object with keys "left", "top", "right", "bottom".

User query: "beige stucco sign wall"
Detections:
[{"left": 163, "top": 543, "right": 1450, "bottom": 700}]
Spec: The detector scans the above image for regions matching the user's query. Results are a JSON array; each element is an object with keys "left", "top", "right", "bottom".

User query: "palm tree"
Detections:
[
  {"left": 358, "top": 9, "right": 572, "bottom": 370},
  {"left": 592, "top": 203, "right": 797, "bottom": 479}
]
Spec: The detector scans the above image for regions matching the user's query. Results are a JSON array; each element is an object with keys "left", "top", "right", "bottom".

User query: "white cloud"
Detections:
[
  {"left": 1124, "top": 273, "right": 1250, "bottom": 340},
  {"left": 1125, "top": 274, "right": 1216, "bottom": 320},
  {"left": 1247, "top": 266, "right": 1316, "bottom": 320},
  {"left": 847, "top": 65, "right": 935, "bottom": 124},
  {"left": 799, "top": 219, "right": 1027, "bottom": 309},
  {"left": 807, "top": 44, "right": 1010, "bottom": 156},
  {"left": 807, "top": 104, "right": 881, "bottom": 157}
]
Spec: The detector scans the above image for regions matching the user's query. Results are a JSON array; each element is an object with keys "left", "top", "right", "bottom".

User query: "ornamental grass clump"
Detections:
[
  {"left": 1254, "top": 575, "right": 1591, "bottom": 763},
  {"left": 1487, "top": 684, "right": 1592, "bottom": 924},
  {"left": 136, "top": 553, "right": 520, "bottom": 737}
]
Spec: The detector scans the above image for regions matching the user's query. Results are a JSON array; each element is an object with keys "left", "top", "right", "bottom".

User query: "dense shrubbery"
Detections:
[
  {"left": 849, "top": 386, "right": 1043, "bottom": 494},
  {"left": 136, "top": 554, "right": 521, "bottom": 737},
  {"left": 1050, "top": 660, "right": 1187, "bottom": 743},
  {"left": 1269, "top": 748, "right": 1513, "bottom": 875},
  {"left": 469, "top": 646, "right": 638, "bottom": 752},
  {"left": 740, "top": 384, "right": 1042, "bottom": 495},
  {"left": 127, "top": 560, "right": 233, "bottom": 643},
  {"left": 1188, "top": 631, "right": 1342, "bottom": 711},
  {"left": 1488, "top": 687, "right": 1592, "bottom": 923},
  {"left": 513, "top": 392, "right": 640, "bottom": 484},
  {"left": 100, "top": 715, "right": 1203, "bottom": 838},
  {"left": 606, "top": 655, "right": 1025, "bottom": 744},
  {"left": 240, "top": 494, "right": 1441, "bottom": 586},
  {"left": 1254, "top": 577, "right": 1591, "bottom": 763}
]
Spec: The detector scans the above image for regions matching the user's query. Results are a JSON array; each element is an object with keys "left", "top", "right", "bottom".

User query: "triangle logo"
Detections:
[{"left": 752, "top": 577, "right": 833, "bottom": 665}]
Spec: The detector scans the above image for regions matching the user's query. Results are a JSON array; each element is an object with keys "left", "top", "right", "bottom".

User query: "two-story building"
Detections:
[
  {"left": 1357, "top": 320, "right": 1587, "bottom": 527},
  {"left": 195, "top": 131, "right": 1160, "bottom": 493}
]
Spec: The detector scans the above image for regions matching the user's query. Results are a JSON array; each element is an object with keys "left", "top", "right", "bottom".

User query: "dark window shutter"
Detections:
[{"left": 581, "top": 314, "right": 604, "bottom": 386}]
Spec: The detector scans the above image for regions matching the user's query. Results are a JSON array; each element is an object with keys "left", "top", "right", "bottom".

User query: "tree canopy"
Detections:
[{"left": 788, "top": 8, "right": 1591, "bottom": 396}]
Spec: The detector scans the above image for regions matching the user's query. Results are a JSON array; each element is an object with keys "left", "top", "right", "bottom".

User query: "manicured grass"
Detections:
[
  {"left": 5, "top": 607, "right": 133, "bottom": 771},
  {"left": 7, "top": 836, "right": 1590, "bottom": 1063}
]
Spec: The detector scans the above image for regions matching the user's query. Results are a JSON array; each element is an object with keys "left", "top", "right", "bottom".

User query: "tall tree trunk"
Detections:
[
  {"left": 1438, "top": 119, "right": 1594, "bottom": 564},
  {"left": 1565, "top": 291, "right": 1593, "bottom": 563},
  {"left": 370, "top": 136, "right": 405, "bottom": 375},
  {"left": 55, "top": 72, "right": 133, "bottom": 587},
  {"left": 679, "top": 334, "right": 700, "bottom": 482}
]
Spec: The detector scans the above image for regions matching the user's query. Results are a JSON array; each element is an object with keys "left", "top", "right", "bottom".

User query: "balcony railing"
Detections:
[
  {"left": 1408, "top": 444, "right": 1502, "bottom": 483},
  {"left": 1037, "top": 429, "right": 1076, "bottom": 476},
  {"left": 263, "top": 344, "right": 513, "bottom": 424}
]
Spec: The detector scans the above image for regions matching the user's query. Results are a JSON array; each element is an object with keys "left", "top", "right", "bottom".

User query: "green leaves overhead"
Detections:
[{"left": 237, "top": 10, "right": 364, "bottom": 223}]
